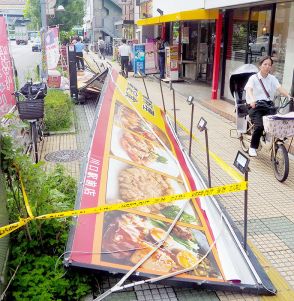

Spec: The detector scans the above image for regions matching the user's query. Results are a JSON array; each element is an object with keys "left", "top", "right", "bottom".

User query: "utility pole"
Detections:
[{"left": 40, "top": 0, "right": 48, "bottom": 80}]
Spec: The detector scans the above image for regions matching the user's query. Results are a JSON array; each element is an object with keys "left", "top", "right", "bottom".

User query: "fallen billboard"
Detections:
[
  {"left": 0, "top": 17, "right": 15, "bottom": 119},
  {"left": 66, "top": 69, "right": 275, "bottom": 297}
]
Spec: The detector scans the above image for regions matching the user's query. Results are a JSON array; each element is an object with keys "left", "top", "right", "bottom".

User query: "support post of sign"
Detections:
[
  {"left": 204, "top": 128, "right": 211, "bottom": 188},
  {"left": 138, "top": 71, "right": 149, "bottom": 99},
  {"left": 170, "top": 81, "right": 177, "bottom": 134},
  {"left": 197, "top": 117, "right": 211, "bottom": 188},
  {"left": 40, "top": 0, "right": 48, "bottom": 80},
  {"left": 244, "top": 170, "right": 249, "bottom": 251},
  {"left": 186, "top": 96, "right": 194, "bottom": 157},
  {"left": 159, "top": 78, "right": 166, "bottom": 113},
  {"left": 233, "top": 151, "right": 250, "bottom": 252}
]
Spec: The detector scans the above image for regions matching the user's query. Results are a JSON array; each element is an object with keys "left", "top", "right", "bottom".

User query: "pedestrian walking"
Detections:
[
  {"left": 75, "top": 37, "right": 85, "bottom": 70},
  {"left": 83, "top": 36, "right": 90, "bottom": 53},
  {"left": 98, "top": 37, "right": 106, "bottom": 60},
  {"left": 156, "top": 36, "right": 168, "bottom": 79},
  {"left": 118, "top": 38, "right": 131, "bottom": 78},
  {"left": 245, "top": 56, "right": 291, "bottom": 157}
]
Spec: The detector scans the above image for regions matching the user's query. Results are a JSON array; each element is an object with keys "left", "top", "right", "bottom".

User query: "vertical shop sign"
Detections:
[
  {"left": 133, "top": 44, "right": 145, "bottom": 74},
  {"left": 165, "top": 46, "right": 179, "bottom": 81},
  {"left": 145, "top": 43, "right": 158, "bottom": 74},
  {"left": 0, "top": 17, "right": 15, "bottom": 119}
]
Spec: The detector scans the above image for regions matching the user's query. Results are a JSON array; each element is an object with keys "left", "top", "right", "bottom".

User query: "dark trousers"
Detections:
[
  {"left": 99, "top": 47, "right": 105, "bottom": 59},
  {"left": 76, "top": 52, "right": 84, "bottom": 70},
  {"left": 249, "top": 106, "right": 271, "bottom": 149},
  {"left": 159, "top": 54, "right": 165, "bottom": 79},
  {"left": 121, "top": 56, "right": 129, "bottom": 78}
]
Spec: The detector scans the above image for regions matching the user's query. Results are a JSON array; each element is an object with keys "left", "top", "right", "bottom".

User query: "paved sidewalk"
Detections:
[{"left": 40, "top": 54, "right": 294, "bottom": 301}]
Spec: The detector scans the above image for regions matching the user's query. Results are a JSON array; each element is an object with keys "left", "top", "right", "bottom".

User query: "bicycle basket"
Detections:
[{"left": 17, "top": 99, "right": 44, "bottom": 120}]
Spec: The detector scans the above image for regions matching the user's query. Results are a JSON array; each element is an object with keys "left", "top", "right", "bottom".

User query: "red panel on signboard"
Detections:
[{"left": 0, "top": 17, "right": 15, "bottom": 119}]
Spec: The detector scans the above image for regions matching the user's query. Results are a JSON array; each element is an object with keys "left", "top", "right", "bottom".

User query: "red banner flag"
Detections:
[{"left": 0, "top": 17, "right": 15, "bottom": 119}]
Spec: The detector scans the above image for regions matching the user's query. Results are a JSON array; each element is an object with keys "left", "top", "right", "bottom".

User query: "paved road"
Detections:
[{"left": 9, "top": 40, "right": 41, "bottom": 87}]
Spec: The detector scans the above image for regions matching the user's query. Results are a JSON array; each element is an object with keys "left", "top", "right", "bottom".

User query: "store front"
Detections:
[
  {"left": 221, "top": 2, "right": 294, "bottom": 100},
  {"left": 178, "top": 20, "right": 215, "bottom": 83},
  {"left": 137, "top": 9, "right": 219, "bottom": 83}
]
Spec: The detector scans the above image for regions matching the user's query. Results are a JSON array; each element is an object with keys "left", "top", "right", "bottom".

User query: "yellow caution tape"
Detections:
[
  {"left": 19, "top": 173, "right": 34, "bottom": 219},
  {"left": 0, "top": 218, "right": 31, "bottom": 238},
  {"left": 0, "top": 181, "right": 247, "bottom": 238}
]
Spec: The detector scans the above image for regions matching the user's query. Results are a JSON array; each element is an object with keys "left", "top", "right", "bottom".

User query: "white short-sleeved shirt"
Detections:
[
  {"left": 244, "top": 72, "right": 281, "bottom": 104},
  {"left": 119, "top": 44, "right": 131, "bottom": 57}
]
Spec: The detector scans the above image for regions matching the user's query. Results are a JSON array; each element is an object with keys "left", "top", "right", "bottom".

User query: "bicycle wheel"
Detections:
[
  {"left": 31, "top": 122, "right": 39, "bottom": 163},
  {"left": 271, "top": 144, "right": 289, "bottom": 182}
]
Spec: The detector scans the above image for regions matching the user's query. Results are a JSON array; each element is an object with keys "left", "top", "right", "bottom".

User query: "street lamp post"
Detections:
[{"left": 40, "top": 0, "right": 48, "bottom": 80}]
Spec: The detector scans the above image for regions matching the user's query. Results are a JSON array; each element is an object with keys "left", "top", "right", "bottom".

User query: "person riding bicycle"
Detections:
[{"left": 244, "top": 56, "right": 291, "bottom": 157}]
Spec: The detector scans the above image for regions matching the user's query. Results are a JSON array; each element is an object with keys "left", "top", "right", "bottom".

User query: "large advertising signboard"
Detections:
[
  {"left": 66, "top": 70, "right": 274, "bottom": 296},
  {"left": 0, "top": 17, "right": 15, "bottom": 119}
]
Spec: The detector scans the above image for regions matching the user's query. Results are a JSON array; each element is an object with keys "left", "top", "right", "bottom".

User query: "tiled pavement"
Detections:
[{"left": 39, "top": 56, "right": 294, "bottom": 300}]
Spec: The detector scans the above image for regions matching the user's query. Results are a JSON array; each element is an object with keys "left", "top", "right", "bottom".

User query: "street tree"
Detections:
[{"left": 24, "top": 0, "right": 85, "bottom": 32}]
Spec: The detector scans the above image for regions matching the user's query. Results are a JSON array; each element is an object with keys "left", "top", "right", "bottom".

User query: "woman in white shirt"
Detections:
[{"left": 245, "top": 56, "right": 291, "bottom": 157}]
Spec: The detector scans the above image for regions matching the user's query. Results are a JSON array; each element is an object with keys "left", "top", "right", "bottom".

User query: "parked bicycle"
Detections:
[
  {"left": 230, "top": 64, "right": 294, "bottom": 182},
  {"left": 14, "top": 81, "right": 47, "bottom": 163}
]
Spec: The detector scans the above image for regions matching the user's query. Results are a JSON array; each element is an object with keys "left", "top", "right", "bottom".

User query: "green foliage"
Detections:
[
  {"left": 0, "top": 135, "right": 94, "bottom": 300},
  {"left": 24, "top": 0, "right": 85, "bottom": 32},
  {"left": 44, "top": 89, "right": 73, "bottom": 132},
  {"left": 24, "top": 0, "right": 41, "bottom": 30},
  {"left": 48, "top": 0, "right": 85, "bottom": 32},
  {"left": 59, "top": 29, "right": 75, "bottom": 45}
]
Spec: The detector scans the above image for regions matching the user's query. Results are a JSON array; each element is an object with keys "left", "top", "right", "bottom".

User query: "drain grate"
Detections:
[{"left": 44, "top": 150, "right": 85, "bottom": 162}]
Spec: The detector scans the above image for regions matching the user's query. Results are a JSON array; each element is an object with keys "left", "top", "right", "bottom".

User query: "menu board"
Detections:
[{"left": 67, "top": 69, "right": 227, "bottom": 284}]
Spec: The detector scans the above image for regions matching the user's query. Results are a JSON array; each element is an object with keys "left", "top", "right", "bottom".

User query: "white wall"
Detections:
[
  {"left": 205, "top": 0, "right": 263, "bottom": 9},
  {"left": 152, "top": 0, "right": 204, "bottom": 16},
  {"left": 283, "top": 3, "right": 294, "bottom": 90}
]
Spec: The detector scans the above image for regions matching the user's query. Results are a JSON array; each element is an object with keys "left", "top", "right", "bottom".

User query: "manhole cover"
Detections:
[{"left": 44, "top": 150, "right": 85, "bottom": 162}]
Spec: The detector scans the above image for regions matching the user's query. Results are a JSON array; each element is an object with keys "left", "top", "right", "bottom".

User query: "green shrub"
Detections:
[
  {"left": 0, "top": 135, "right": 94, "bottom": 300},
  {"left": 44, "top": 89, "right": 73, "bottom": 132}
]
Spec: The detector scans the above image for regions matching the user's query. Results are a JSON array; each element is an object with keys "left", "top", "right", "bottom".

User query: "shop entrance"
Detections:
[{"left": 180, "top": 21, "right": 215, "bottom": 83}]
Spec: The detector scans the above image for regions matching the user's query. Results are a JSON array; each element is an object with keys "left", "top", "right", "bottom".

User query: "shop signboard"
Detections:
[
  {"left": 0, "top": 17, "right": 15, "bottom": 119},
  {"left": 66, "top": 69, "right": 275, "bottom": 296},
  {"left": 144, "top": 42, "right": 158, "bottom": 74},
  {"left": 133, "top": 44, "right": 145, "bottom": 74},
  {"left": 165, "top": 46, "right": 179, "bottom": 81}
]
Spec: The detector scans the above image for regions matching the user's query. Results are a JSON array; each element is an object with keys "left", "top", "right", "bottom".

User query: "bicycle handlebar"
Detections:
[{"left": 13, "top": 89, "right": 44, "bottom": 101}]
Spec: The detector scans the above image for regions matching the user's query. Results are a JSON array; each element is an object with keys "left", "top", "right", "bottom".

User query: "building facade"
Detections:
[
  {"left": 84, "top": 0, "right": 122, "bottom": 45},
  {"left": 136, "top": 0, "right": 294, "bottom": 100}
]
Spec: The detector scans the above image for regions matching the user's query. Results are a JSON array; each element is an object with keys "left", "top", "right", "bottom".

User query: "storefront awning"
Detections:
[{"left": 136, "top": 9, "right": 219, "bottom": 26}]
